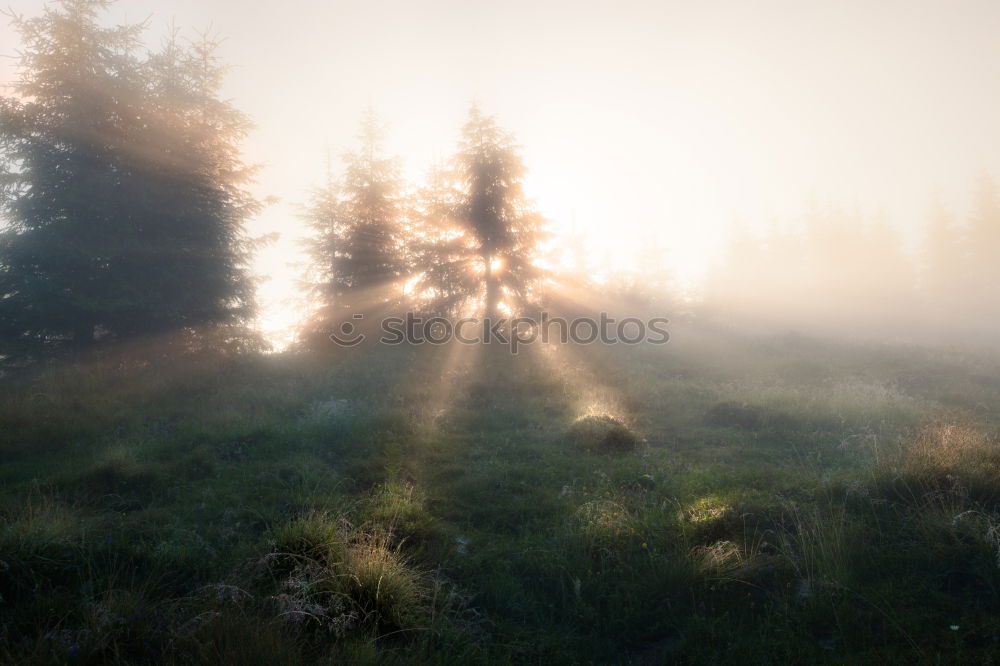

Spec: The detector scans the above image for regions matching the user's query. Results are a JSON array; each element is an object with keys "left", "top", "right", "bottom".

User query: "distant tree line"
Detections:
[
  {"left": 3, "top": 0, "right": 1000, "bottom": 363},
  {"left": 703, "top": 175, "right": 1000, "bottom": 346}
]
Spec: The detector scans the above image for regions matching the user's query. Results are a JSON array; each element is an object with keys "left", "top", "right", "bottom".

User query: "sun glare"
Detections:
[{"left": 471, "top": 257, "right": 507, "bottom": 276}]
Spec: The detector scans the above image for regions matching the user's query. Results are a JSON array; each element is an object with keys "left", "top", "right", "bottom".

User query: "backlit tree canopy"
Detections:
[
  {"left": 409, "top": 105, "right": 546, "bottom": 318},
  {"left": 0, "top": 0, "right": 258, "bottom": 361}
]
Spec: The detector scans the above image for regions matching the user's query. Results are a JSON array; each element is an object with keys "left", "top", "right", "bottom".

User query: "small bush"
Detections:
[{"left": 567, "top": 415, "right": 640, "bottom": 453}]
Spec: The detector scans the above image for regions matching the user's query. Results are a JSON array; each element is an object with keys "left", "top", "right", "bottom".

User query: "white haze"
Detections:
[{"left": 2, "top": 0, "right": 999, "bottom": 344}]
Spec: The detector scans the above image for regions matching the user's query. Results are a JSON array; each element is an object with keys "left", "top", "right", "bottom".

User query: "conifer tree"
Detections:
[
  {"left": 300, "top": 111, "right": 407, "bottom": 345},
  {"left": 966, "top": 173, "right": 1000, "bottom": 326},
  {"left": 0, "top": 0, "right": 258, "bottom": 361},
  {"left": 413, "top": 105, "right": 545, "bottom": 317}
]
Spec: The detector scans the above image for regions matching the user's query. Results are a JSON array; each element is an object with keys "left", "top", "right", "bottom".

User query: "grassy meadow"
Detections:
[{"left": 3, "top": 324, "right": 1000, "bottom": 664}]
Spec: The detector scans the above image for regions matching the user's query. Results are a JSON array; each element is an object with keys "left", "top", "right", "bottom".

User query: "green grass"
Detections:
[{"left": 2, "top": 324, "right": 1000, "bottom": 663}]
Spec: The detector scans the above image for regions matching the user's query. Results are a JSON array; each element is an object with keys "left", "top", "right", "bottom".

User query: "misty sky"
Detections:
[{"left": 3, "top": 0, "right": 999, "bottom": 340}]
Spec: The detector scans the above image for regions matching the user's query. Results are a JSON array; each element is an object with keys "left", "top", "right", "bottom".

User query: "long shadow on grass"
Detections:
[{"left": 381, "top": 342, "right": 708, "bottom": 662}]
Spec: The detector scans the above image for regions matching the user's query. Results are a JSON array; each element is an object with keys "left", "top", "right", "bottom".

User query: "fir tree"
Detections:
[
  {"left": 0, "top": 0, "right": 259, "bottom": 361},
  {"left": 413, "top": 105, "right": 545, "bottom": 317},
  {"left": 299, "top": 111, "right": 407, "bottom": 346}
]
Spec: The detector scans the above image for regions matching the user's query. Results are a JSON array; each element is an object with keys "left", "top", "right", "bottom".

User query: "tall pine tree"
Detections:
[
  {"left": 0, "top": 0, "right": 258, "bottom": 361},
  {"left": 299, "top": 111, "right": 407, "bottom": 346},
  {"left": 966, "top": 173, "right": 1000, "bottom": 330},
  {"left": 413, "top": 105, "right": 545, "bottom": 317}
]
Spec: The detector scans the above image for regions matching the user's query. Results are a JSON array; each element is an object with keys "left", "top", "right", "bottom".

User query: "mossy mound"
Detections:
[{"left": 566, "top": 414, "right": 640, "bottom": 454}]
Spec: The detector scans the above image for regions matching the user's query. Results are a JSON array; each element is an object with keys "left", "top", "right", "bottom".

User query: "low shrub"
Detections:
[{"left": 566, "top": 415, "right": 640, "bottom": 454}]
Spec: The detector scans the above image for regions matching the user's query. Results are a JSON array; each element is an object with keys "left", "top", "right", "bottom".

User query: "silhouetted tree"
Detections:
[
  {"left": 965, "top": 173, "right": 1000, "bottom": 327},
  {"left": 408, "top": 160, "right": 476, "bottom": 316},
  {"left": 413, "top": 105, "right": 545, "bottom": 316},
  {"left": 920, "top": 199, "right": 965, "bottom": 319},
  {"left": 134, "top": 32, "right": 260, "bottom": 337},
  {"left": 299, "top": 111, "right": 407, "bottom": 345},
  {"left": 0, "top": 0, "right": 258, "bottom": 361}
]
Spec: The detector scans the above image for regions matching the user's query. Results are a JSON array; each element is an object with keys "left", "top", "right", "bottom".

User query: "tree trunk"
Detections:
[{"left": 484, "top": 252, "right": 498, "bottom": 317}]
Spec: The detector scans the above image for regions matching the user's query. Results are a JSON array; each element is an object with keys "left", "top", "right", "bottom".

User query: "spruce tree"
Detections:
[
  {"left": 413, "top": 105, "right": 545, "bottom": 317},
  {"left": 300, "top": 111, "right": 406, "bottom": 345},
  {"left": 0, "top": 0, "right": 258, "bottom": 361},
  {"left": 966, "top": 173, "right": 1000, "bottom": 328}
]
